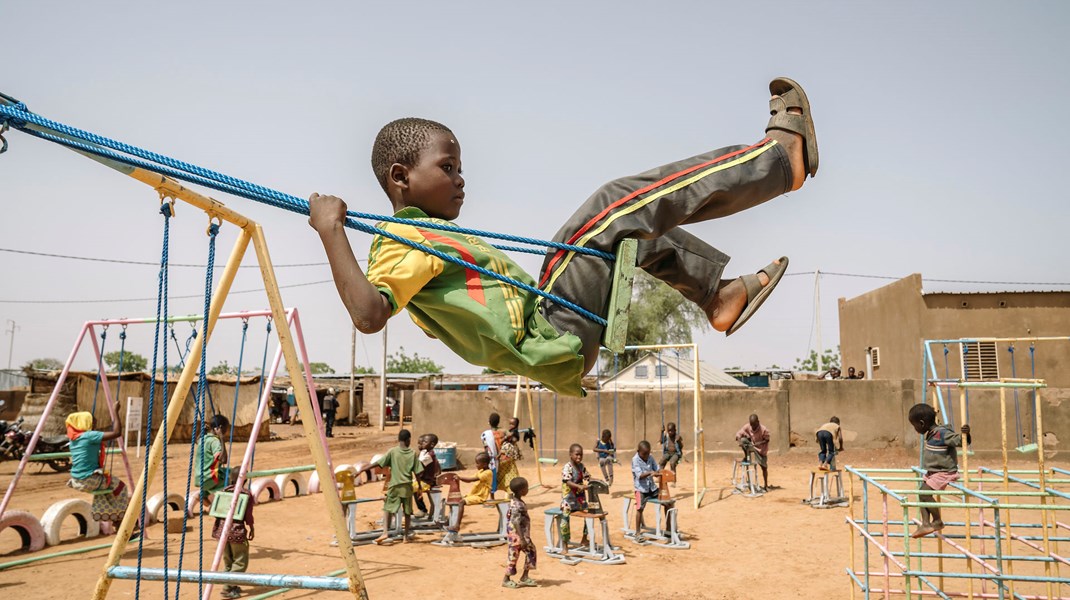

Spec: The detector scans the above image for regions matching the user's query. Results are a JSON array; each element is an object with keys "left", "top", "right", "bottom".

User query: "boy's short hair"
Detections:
[
  {"left": 398, "top": 429, "right": 412, "bottom": 443},
  {"left": 426, "top": 433, "right": 439, "bottom": 446},
  {"left": 908, "top": 404, "right": 937, "bottom": 428},
  {"left": 488, "top": 413, "right": 501, "bottom": 427},
  {"left": 569, "top": 443, "right": 583, "bottom": 453},
  {"left": 371, "top": 117, "right": 453, "bottom": 193},
  {"left": 601, "top": 429, "right": 612, "bottom": 438},
  {"left": 474, "top": 452, "right": 490, "bottom": 465},
  {"left": 831, "top": 416, "right": 840, "bottom": 424},
  {"left": 637, "top": 440, "right": 651, "bottom": 452},
  {"left": 209, "top": 414, "right": 230, "bottom": 431},
  {"left": 509, "top": 477, "right": 528, "bottom": 496}
]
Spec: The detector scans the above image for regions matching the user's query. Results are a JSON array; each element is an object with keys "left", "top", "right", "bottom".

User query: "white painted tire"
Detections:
[
  {"left": 251, "top": 478, "right": 282, "bottom": 504},
  {"left": 186, "top": 493, "right": 202, "bottom": 517},
  {"left": 274, "top": 472, "right": 308, "bottom": 497},
  {"left": 146, "top": 492, "right": 188, "bottom": 524},
  {"left": 333, "top": 463, "right": 356, "bottom": 476},
  {"left": 41, "top": 498, "right": 100, "bottom": 546},
  {"left": 308, "top": 470, "right": 321, "bottom": 494},
  {"left": 0, "top": 510, "right": 46, "bottom": 552}
]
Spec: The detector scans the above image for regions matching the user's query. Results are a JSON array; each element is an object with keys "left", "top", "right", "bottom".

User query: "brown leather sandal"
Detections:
[{"left": 767, "top": 77, "right": 819, "bottom": 178}]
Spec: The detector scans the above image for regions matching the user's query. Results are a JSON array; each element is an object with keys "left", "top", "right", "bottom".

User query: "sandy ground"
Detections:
[{"left": 1, "top": 424, "right": 1065, "bottom": 599}]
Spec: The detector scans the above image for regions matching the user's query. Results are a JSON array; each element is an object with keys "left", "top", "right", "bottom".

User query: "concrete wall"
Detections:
[
  {"left": 410, "top": 387, "right": 789, "bottom": 466},
  {"left": 839, "top": 273, "right": 1070, "bottom": 387},
  {"left": 782, "top": 379, "right": 916, "bottom": 450},
  {"left": 411, "top": 380, "right": 1070, "bottom": 463}
]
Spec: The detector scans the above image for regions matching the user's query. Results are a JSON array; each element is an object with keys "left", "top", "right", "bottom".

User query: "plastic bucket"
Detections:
[{"left": 434, "top": 443, "right": 457, "bottom": 471}]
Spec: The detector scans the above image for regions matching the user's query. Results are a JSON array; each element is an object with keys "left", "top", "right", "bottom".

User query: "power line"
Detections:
[
  {"left": 786, "top": 270, "right": 1070, "bottom": 286},
  {"left": 0, "top": 246, "right": 339, "bottom": 268},
  {"left": 0, "top": 279, "right": 335, "bottom": 305}
]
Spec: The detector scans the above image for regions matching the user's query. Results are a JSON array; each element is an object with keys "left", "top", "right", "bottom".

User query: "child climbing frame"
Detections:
[{"left": 846, "top": 379, "right": 1069, "bottom": 599}]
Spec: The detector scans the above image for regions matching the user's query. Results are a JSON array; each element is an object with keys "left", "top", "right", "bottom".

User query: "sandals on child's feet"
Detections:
[
  {"left": 767, "top": 77, "right": 819, "bottom": 178},
  {"left": 502, "top": 580, "right": 520, "bottom": 589},
  {"left": 518, "top": 577, "right": 538, "bottom": 587},
  {"left": 725, "top": 257, "right": 790, "bottom": 336}
]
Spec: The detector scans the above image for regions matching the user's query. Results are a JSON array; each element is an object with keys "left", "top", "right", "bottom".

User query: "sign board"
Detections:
[{"left": 125, "top": 396, "right": 143, "bottom": 457}]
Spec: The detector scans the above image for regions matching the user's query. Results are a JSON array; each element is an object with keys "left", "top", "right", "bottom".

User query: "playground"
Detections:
[{"left": 0, "top": 425, "right": 945, "bottom": 600}]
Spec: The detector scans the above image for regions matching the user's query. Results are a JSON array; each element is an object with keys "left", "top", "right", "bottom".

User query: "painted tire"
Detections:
[
  {"left": 250, "top": 478, "right": 281, "bottom": 504},
  {"left": 273, "top": 472, "right": 308, "bottom": 497},
  {"left": 0, "top": 509, "right": 46, "bottom": 552},
  {"left": 146, "top": 492, "right": 188, "bottom": 524},
  {"left": 41, "top": 498, "right": 100, "bottom": 546},
  {"left": 186, "top": 493, "right": 202, "bottom": 517},
  {"left": 308, "top": 470, "right": 321, "bottom": 495}
]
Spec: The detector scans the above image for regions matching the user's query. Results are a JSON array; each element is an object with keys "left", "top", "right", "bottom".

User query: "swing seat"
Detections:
[
  {"left": 1016, "top": 443, "right": 1039, "bottom": 453},
  {"left": 208, "top": 491, "right": 250, "bottom": 520},
  {"left": 602, "top": 239, "right": 638, "bottom": 354},
  {"left": 538, "top": 458, "right": 560, "bottom": 465}
]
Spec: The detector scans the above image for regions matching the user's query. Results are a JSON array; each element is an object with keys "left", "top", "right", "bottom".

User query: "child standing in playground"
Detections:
[
  {"left": 308, "top": 78, "right": 818, "bottom": 397},
  {"left": 595, "top": 429, "right": 616, "bottom": 485},
  {"left": 413, "top": 433, "right": 441, "bottom": 520},
  {"left": 502, "top": 477, "right": 537, "bottom": 589},
  {"left": 321, "top": 388, "right": 339, "bottom": 438},
  {"left": 815, "top": 416, "right": 844, "bottom": 470},
  {"left": 908, "top": 403, "right": 971, "bottom": 538},
  {"left": 560, "top": 443, "right": 591, "bottom": 551},
  {"left": 373, "top": 428, "right": 423, "bottom": 543},
  {"left": 631, "top": 440, "right": 661, "bottom": 539},
  {"left": 211, "top": 483, "right": 255, "bottom": 600},
  {"left": 659, "top": 423, "right": 684, "bottom": 475},
  {"left": 481, "top": 413, "right": 504, "bottom": 496},
  {"left": 65, "top": 411, "right": 131, "bottom": 526},
  {"left": 195, "top": 415, "right": 230, "bottom": 508},
  {"left": 497, "top": 430, "right": 523, "bottom": 491},
  {"left": 443, "top": 452, "right": 493, "bottom": 544},
  {"left": 736, "top": 413, "right": 771, "bottom": 489}
]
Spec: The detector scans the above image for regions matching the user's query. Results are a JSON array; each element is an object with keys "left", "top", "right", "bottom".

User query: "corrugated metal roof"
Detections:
[
  {"left": 599, "top": 352, "right": 746, "bottom": 389},
  {"left": 0, "top": 369, "right": 29, "bottom": 391}
]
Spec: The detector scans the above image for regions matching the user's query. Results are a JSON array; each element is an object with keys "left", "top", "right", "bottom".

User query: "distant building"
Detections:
[
  {"left": 838, "top": 274, "right": 1070, "bottom": 387},
  {"left": 724, "top": 369, "right": 794, "bottom": 388},
  {"left": 599, "top": 352, "right": 745, "bottom": 390}
]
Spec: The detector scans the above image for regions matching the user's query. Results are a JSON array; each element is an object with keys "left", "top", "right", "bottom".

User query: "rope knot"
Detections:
[
  {"left": 160, "top": 202, "right": 173, "bottom": 218},
  {"left": 208, "top": 222, "right": 220, "bottom": 236}
]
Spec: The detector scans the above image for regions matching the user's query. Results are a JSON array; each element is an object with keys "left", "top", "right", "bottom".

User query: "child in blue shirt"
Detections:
[
  {"left": 594, "top": 429, "right": 616, "bottom": 486},
  {"left": 630, "top": 440, "right": 662, "bottom": 539}
]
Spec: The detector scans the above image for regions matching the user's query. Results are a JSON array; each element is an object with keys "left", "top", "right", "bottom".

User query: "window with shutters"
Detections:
[
  {"left": 655, "top": 364, "right": 669, "bottom": 378},
  {"left": 869, "top": 347, "right": 881, "bottom": 369},
  {"left": 961, "top": 341, "right": 999, "bottom": 381},
  {"left": 634, "top": 365, "right": 649, "bottom": 379}
]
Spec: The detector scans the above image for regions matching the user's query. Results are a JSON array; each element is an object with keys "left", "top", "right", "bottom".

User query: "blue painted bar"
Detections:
[
  {"left": 905, "top": 569, "right": 1070, "bottom": 584},
  {"left": 981, "top": 467, "right": 1070, "bottom": 502},
  {"left": 107, "top": 567, "right": 349, "bottom": 591}
]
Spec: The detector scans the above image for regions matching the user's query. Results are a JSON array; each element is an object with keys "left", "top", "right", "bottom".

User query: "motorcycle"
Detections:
[{"left": 0, "top": 415, "right": 72, "bottom": 472}]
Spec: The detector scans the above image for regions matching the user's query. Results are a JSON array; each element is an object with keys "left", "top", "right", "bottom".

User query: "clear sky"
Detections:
[{"left": 2, "top": 1, "right": 1068, "bottom": 377}]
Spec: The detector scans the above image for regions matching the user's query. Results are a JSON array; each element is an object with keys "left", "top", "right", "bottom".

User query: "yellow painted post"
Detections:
[
  {"left": 998, "top": 385, "right": 1015, "bottom": 598},
  {"left": 91, "top": 227, "right": 252, "bottom": 600},
  {"left": 513, "top": 375, "right": 522, "bottom": 419},
  {"left": 959, "top": 385, "right": 974, "bottom": 600},
  {"left": 849, "top": 472, "right": 856, "bottom": 600},
  {"left": 522, "top": 378, "right": 548, "bottom": 489},
  {"left": 1033, "top": 386, "right": 1053, "bottom": 600},
  {"left": 250, "top": 225, "right": 368, "bottom": 599}
]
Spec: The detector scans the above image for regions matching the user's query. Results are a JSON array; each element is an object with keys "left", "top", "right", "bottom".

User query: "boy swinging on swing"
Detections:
[{"left": 310, "top": 78, "right": 818, "bottom": 396}]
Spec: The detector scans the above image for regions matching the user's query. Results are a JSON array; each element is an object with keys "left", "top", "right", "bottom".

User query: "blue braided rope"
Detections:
[
  {"left": 107, "top": 328, "right": 128, "bottom": 473},
  {"left": 136, "top": 203, "right": 172, "bottom": 599},
  {"left": 225, "top": 319, "right": 249, "bottom": 488},
  {"left": 90, "top": 327, "right": 108, "bottom": 420},
  {"left": 0, "top": 103, "right": 614, "bottom": 260},
  {"left": 175, "top": 222, "right": 218, "bottom": 600},
  {"left": 160, "top": 205, "right": 172, "bottom": 596},
  {"left": 13, "top": 124, "right": 607, "bottom": 326}
]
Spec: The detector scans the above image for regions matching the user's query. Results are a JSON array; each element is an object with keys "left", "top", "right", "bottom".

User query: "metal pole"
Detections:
[
  {"left": 349, "top": 326, "right": 356, "bottom": 424},
  {"left": 814, "top": 270, "right": 822, "bottom": 368},
  {"left": 379, "top": 324, "right": 387, "bottom": 431},
  {"left": 4, "top": 319, "right": 17, "bottom": 369}
]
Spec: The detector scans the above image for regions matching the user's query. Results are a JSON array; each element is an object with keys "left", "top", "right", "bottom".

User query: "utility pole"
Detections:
[
  {"left": 5, "top": 319, "right": 18, "bottom": 370},
  {"left": 379, "top": 322, "right": 388, "bottom": 431},
  {"left": 349, "top": 326, "right": 356, "bottom": 425},
  {"left": 813, "top": 270, "right": 823, "bottom": 371}
]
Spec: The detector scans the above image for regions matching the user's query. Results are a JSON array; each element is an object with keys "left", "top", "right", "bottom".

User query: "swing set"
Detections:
[{"left": 923, "top": 336, "right": 1068, "bottom": 454}]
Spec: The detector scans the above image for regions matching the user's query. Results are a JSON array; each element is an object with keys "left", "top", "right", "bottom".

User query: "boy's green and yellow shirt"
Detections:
[{"left": 366, "top": 207, "right": 585, "bottom": 396}]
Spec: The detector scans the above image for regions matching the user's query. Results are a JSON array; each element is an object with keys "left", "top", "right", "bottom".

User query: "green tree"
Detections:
[
  {"left": 610, "top": 271, "right": 710, "bottom": 371},
  {"left": 209, "top": 360, "right": 235, "bottom": 376},
  {"left": 795, "top": 346, "right": 841, "bottom": 372},
  {"left": 23, "top": 357, "right": 63, "bottom": 371},
  {"left": 352, "top": 366, "right": 376, "bottom": 375},
  {"left": 386, "top": 347, "right": 443, "bottom": 373},
  {"left": 309, "top": 362, "right": 335, "bottom": 375},
  {"left": 103, "top": 351, "right": 148, "bottom": 372}
]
